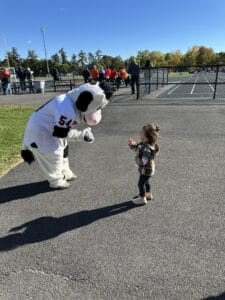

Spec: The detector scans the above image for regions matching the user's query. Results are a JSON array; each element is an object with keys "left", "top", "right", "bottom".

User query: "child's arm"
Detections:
[
  {"left": 154, "top": 143, "right": 160, "bottom": 155},
  {"left": 128, "top": 138, "right": 139, "bottom": 151}
]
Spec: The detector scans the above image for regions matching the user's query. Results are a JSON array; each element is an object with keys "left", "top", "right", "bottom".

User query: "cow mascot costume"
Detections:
[{"left": 21, "top": 82, "right": 114, "bottom": 189}]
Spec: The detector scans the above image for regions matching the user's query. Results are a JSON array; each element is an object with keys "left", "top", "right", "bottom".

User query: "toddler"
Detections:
[{"left": 128, "top": 122, "right": 160, "bottom": 205}]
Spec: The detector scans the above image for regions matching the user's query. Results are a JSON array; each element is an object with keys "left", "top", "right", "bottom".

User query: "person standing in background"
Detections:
[
  {"left": 82, "top": 67, "right": 91, "bottom": 83},
  {"left": 98, "top": 67, "right": 105, "bottom": 81},
  {"left": 91, "top": 65, "right": 99, "bottom": 81},
  {"left": 26, "top": 67, "right": 34, "bottom": 92},
  {"left": 0, "top": 67, "right": 11, "bottom": 95},
  {"left": 110, "top": 67, "right": 117, "bottom": 85},
  {"left": 105, "top": 66, "right": 111, "bottom": 81},
  {"left": 51, "top": 68, "right": 60, "bottom": 81},
  {"left": 128, "top": 59, "right": 140, "bottom": 94},
  {"left": 120, "top": 67, "right": 128, "bottom": 83},
  {"left": 17, "top": 66, "right": 26, "bottom": 91}
]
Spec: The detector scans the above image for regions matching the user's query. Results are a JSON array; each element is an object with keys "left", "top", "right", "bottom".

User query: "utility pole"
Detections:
[{"left": 40, "top": 27, "right": 50, "bottom": 76}]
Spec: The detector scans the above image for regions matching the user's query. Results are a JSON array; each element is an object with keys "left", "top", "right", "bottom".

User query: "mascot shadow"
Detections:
[
  {"left": 202, "top": 292, "right": 225, "bottom": 300},
  {"left": 0, "top": 181, "right": 53, "bottom": 204},
  {"left": 0, "top": 200, "right": 137, "bottom": 252}
]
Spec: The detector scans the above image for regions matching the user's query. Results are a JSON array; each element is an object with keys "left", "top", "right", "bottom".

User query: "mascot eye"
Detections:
[{"left": 97, "top": 106, "right": 102, "bottom": 111}]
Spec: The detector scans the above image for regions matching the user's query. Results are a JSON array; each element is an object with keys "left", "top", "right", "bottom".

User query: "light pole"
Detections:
[
  {"left": 40, "top": 27, "right": 50, "bottom": 76},
  {"left": 2, "top": 33, "right": 10, "bottom": 67}
]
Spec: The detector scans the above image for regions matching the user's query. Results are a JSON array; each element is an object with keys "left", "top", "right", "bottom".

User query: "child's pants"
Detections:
[{"left": 138, "top": 174, "right": 151, "bottom": 197}]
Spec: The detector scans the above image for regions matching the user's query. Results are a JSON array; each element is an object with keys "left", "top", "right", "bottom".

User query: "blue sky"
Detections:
[{"left": 1, "top": 0, "right": 225, "bottom": 60}]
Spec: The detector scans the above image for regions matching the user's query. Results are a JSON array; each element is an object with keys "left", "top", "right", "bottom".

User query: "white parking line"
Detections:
[
  {"left": 190, "top": 73, "right": 199, "bottom": 94},
  {"left": 167, "top": 75, "right": 195, "bottom": 95},
  {"left": 167, "top": 82, "right": 181, "bottom": 95},
  {"left": 202, "top": 72, "right": 215, "bottom": 91}
]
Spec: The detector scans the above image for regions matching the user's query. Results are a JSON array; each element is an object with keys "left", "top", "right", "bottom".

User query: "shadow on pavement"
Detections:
[
  {"left": 202, "top": 292, "right": 225, "bottom": 300},
  {"left": 0, "top": 181, "right": 53, "bottom": 204},
  {"left": 0, "top": 200, "right": 137, "bottom": 251}
]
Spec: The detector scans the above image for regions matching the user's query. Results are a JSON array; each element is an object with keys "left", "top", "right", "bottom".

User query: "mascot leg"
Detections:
[
  {"left": 32, "top": 148, "right": 70, "bottom": 189},
  {"left": 62, "top": 145, "right": 77, "bottom": 181}
]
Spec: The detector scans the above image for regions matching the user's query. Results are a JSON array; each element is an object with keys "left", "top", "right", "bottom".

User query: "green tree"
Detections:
[
  {"left": 100, "top": 55, "right": 113, "bottom": 68},
  {"left": 88, "top": 52, "right": 95, "bottom": 66},
  {"left": 7, "top": 47, "right": 22, "bottom": 67},
  {"left": 78, "top": 50, "right": 87, "bottom": 70},
  {"left": 217, "top": 52, "right": 225, "bottom": 64},
  {"left": 51, "top": 53, "right": 61, "bottom": 65},
  {"left": 183, "top": 46, "right": 199, "bottom": 66},
  {"left": 124, "top": 56, "right": 136, "bottom": 68},
  {"left": 137, "top": 50, "right": 151, "bottom": 67},
  {"left": 71, "top": 53, "right": 79, "bottom": 73},
  {"left": 94, "top": 50, "right": 103, "bottom": 63},
  {"left": 164, "top": 50, "right": 183, "bottom": 66},
  {"left": 196, "top": 46, "right": 216, "bottom": 65},
  {"left": 148, "top": 51, "right": 165, "bottom": 66},
  {"left": 111, "top": 56, "right": 124, "bottom": 69},
  {"left": 58, "top": 48, "right": 68, "bottom": 64},
  {"left": 23, "top": 50, "right": 39, "bottom": 74},
  {"left": 35, "top": 59, "right": 49, "bottom": 76},
  {"left": 59, "top": 63, "right": 71, "bottom": 74}
]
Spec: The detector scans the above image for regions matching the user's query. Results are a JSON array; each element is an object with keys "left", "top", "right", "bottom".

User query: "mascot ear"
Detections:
[{"left": 76, "top": 91, "right": 93, "bottom": 112}]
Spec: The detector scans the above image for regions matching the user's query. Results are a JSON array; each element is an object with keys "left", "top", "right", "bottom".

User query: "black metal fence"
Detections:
[
  {"left": 0, "top": 79, "right": 77, "bottom": 95},
  {"left": 137, "top": 64, "right": 225, "bottom": 99}
]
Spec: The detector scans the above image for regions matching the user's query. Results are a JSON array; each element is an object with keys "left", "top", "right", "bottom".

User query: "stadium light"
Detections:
[
  {"left": 40, "top": 27, "right": 50, "bottom": 76},
  {"left": 2, "top": 33, "right": 10, "bottom": 67}
]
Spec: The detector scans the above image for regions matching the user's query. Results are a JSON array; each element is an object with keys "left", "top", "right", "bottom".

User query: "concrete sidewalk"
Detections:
[{"left": 1, "top": 90, "right": 225, "bottom": 299}]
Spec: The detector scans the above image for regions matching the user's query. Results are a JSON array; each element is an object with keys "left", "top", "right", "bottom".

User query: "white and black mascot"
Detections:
[{"left": 21, "top": 82, "right": 114, "bottom": 189}]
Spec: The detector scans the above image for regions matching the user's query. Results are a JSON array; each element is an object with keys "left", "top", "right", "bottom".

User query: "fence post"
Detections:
[
  {"left": 53, "top": 80, "right": 56, "bottom": 92},
  {"left": 148, "top": 67, "right": 151, "bottom": 94},
  {"left": 156, "top": 67, "right": 159, "bottom": 90},
  {"left": 137, "top": 81, "right": 140, "bottom": 100},
  {"left": 162, "top": 68, "right": 165, "bottom": 87},
  {"left": 166, "top": 68, "right": 169, "bottom": 84},
  {"left": 213, "top": 65, "right": 219, "bottom": 99}
]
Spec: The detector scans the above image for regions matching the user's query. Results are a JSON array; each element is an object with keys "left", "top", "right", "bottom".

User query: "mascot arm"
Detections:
[
  {"left": 52, "top": 126, "right": 70, "bottom": 138},
  {"left": 67, "top": 129, "right": 83, "bottom": 141},
  {"left": 68, "top": 127, "right": 94, "bottom": 143}
]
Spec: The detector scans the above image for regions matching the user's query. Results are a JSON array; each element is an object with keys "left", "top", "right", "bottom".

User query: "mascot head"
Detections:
[{"left": 67, "top": 82, "right": 114, "bottom": 125}]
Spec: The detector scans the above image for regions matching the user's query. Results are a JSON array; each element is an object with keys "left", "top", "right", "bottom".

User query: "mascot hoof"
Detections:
[
  {"left": 21, "top": 149, "right": 35, "bottom": 164},
  {"left": 66, "top": 173, "right": 77, "bottom": 181},
  {"left": 49, "top": 180, "right": 70, "bottom": 190}
]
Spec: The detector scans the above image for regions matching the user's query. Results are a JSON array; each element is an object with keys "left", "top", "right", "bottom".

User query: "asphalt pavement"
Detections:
[
  {"left": 159, "top": 71, "right": 225, "bottom": 99},
  {"left": 1, "top": 88, "right": 225, "bottom": 299}
]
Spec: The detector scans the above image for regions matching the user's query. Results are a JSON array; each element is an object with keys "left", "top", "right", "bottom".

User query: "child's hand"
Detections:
[{"left": 128, "top": 138, "right": 137, "bottom": 146}]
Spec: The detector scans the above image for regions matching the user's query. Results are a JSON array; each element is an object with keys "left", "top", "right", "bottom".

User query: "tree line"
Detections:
[{"left": 1, "top": 46, "right": 225, "bottom": 76}]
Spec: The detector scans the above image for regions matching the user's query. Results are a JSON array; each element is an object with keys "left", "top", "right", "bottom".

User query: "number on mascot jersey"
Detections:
[{"left": 59, "top": 115, "right": 73, "bottom": 127}]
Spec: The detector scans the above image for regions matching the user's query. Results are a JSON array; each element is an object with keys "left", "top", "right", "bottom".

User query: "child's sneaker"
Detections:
[
  {"left": 145, "top": 192, "right": 154, "bottom": 201},
  {"left": 132, "top": 196, "right": 147, "bottom": 205}
]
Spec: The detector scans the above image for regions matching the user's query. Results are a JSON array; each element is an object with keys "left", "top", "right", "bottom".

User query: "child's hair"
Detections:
[
  {"left": 147, "top": 122, "right": 160, "bottom": 132},
  {"left": 142, "top": 122, "right": 160, "bottom": 153}
]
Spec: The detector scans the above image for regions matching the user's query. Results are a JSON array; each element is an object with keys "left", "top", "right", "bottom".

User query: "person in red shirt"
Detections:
[
  {"left": 0, "top": 68, "right": 11, "bottom": 95},
  {"left": 104, "top": 66, "right": 111, "bottom": 81},
  {"left": 120, "top": 67, "right": 128, "bottom": 81},
  {"left": 110, "top": 67, "right": 118, "bottom": 84},
  {"left": 91, "top": 65, "right": 99, "bottom": 81}
]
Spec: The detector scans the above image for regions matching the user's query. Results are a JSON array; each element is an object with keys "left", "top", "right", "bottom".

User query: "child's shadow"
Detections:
[{"left": 0, "top": 200, "right": 137, "bottom": 252}]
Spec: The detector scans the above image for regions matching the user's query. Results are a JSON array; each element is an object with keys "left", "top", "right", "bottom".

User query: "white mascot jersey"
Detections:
[
  {"left": 23, "top": 83, "right": 108, "bottom": 154},
  {"left": 23, "top": 94, "right": 76, "bottom": 154}
]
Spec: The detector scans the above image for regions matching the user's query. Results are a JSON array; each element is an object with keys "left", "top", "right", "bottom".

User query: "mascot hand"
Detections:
[{"left": 82, "top": 127, "right": 94, "bottom": 143}]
